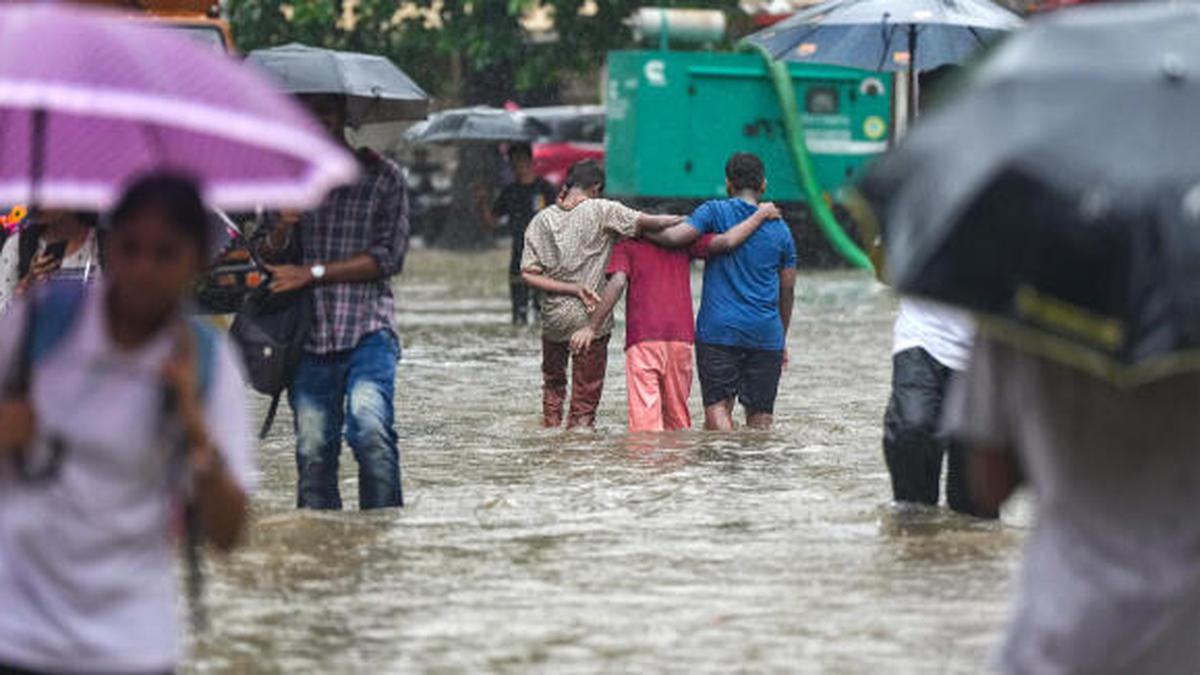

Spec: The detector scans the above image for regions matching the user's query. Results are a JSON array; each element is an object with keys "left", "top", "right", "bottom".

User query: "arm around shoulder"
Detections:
[
  {"left": 708, "top": 202, "right": 781, "bottom": 254},
  {"left": 643, "top": 222, "right": 701, "bottom": 249}
]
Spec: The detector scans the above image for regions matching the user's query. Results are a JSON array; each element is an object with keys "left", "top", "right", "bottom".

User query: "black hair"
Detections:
[
  {"left": 563, "top": 159, "right": 605, "bottom": 193},
  {"left": 72, "top": 212, "right": 100, "bottom": 229},
  {"left": 111, "top": 173, "right": 210, "bottom": 256},
  {"left": 725, "top": 152, "right": 766, "bottom": 193},
  {"left": 507, "top": 143, "right": 533, "bottom": 161}
]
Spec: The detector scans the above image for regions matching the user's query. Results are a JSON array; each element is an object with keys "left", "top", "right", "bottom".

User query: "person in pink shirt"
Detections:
[{"left": 569, "top": 201, "right": 780, "bottom": 431}]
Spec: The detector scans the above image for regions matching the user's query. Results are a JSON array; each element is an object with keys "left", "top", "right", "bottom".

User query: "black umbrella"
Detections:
[
  {"left": 247, "top": 43, "right": 430, "bottom": 125},
  {"left": 857, "top": 3, "right": 1200, "bottom": 385},
  {"left": 404, "top": 106, "right": 552, "bottom": 144}
]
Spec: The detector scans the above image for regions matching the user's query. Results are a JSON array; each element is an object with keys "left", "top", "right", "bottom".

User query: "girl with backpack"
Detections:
[{"left": 0, "top": 174, "right": 255, "bottom": 674}]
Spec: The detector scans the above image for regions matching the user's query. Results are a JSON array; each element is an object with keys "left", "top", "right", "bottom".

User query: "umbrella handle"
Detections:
[{"left": 30, "top": 108, "right": 47, "bottom": 209}]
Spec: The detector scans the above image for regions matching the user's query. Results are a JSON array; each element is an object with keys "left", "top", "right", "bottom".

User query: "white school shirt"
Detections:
[
  {"left": 892, "top": 297, "right": 975, "bottom": 371},
  {"left": 0, "top": 285, "right": 256, "bottom": 673},
  {"left": 947, "top": 337, "right": 1200, "bottom": 674}
]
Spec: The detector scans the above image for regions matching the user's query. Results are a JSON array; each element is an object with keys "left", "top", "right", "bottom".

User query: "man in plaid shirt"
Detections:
[{"left": 255, "top": 94, "right": 409, "bottom": 510}]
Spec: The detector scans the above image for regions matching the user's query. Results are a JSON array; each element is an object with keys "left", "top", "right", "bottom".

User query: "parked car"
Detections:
[{"left": 524, "top": 105, "right": 606, "bottom": 186}]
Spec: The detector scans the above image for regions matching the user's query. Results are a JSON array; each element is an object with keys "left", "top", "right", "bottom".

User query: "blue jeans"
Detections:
[{"left": 288, "top": 330, "right": 402, "bottom": 510}]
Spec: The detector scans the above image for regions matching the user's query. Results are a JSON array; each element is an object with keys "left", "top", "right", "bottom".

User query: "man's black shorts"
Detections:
[{"left": 695, "top": 342, "right": 785, "bottom": 414}]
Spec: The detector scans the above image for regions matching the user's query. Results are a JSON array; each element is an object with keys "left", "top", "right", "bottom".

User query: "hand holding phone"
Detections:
[
  {"left": 43, "top": 240, "right": 68, "bottom": 262},
  {"left": 25, "top": 241, "right": 66, "bottom": 283}
]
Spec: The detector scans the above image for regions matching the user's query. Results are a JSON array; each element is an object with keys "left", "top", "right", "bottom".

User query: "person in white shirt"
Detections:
[
  {"left": 0, "top": 174, "right": 255, "bottom": 674},
  {"left": 948, "top": 335, "right": 1200, "bottom": 674},
  {"left": 883, "top": 297, "right": 994, "bottom": 517},
  {"left": 0, "top": 211, "right": 101, "bottom": 314}
]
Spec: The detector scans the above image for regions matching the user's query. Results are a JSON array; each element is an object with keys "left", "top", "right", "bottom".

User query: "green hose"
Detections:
[{"left": 740, "top": 43, "right": 875, "bottom": 271}]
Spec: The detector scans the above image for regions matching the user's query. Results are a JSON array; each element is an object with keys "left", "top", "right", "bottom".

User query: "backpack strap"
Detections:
[
  {"left": 4, "top": 279, "right": 88, "bottom": 398},
  {"left": 15, "top": 284, "right": 216, "bottom": 400},
  {"left": 28, "top": 280, "right": 87, "bottom": 364},
  {"left": 176, "top": 318, "right": 219, "bottom": 634},
  {"left": 259, "top": 392, "right": 282, "bottom": 440},
  {"left": 186, "top": 317, "right": 218, "bottom": 403}
]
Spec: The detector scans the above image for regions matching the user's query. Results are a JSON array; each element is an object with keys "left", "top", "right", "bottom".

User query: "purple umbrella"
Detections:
[{"left": 0, "top": 3, "right": 358, "bottom": 211}]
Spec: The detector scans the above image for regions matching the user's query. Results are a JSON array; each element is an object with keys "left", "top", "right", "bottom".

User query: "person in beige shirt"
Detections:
[{"left": 521, "top": 160, "right": 682, "bottom": 428}]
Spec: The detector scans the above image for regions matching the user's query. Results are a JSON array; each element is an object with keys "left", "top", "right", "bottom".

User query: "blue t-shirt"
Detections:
[{"left": 689, "top": 198, "right": 797, "bottom": 351}]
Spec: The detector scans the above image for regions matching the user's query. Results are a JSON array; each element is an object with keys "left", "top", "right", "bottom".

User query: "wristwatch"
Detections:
[{"left": 309, "top": 264, "right": 326, "bottom": 282}]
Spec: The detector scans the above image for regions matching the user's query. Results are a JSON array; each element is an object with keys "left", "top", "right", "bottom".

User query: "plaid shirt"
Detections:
[{"left": 255, "top": 149, "right": 409, "bottom": 354}]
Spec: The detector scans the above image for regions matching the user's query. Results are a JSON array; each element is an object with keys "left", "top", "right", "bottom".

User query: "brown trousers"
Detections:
[{"left": 542, "top": 334, "right": 610, "bottom": 428}]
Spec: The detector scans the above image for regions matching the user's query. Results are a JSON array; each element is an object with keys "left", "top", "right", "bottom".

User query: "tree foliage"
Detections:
[{"left": 228, "top": 0, "right": 739, "bottom": 105}]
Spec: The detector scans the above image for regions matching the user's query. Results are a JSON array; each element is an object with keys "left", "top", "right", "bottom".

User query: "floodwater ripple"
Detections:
[{"left": 187, "top": 247, "right": 1025, "bottom": 674}]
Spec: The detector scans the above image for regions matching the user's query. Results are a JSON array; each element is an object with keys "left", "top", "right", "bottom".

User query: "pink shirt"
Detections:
[{"left": 606, "top": 236, "right": 713, "bottom": 350}]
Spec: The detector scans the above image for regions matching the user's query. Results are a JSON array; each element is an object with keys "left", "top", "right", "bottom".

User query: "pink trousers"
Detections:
[{"left": 626, "top": 341, "right": 693, "bottom": 432}]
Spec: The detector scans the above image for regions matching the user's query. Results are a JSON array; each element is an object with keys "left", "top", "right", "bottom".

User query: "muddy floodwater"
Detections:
[{"left": 188, "top": 246, "right": 1029, "bottom": 674}]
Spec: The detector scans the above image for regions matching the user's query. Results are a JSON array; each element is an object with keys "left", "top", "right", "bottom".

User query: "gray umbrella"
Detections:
[
  {"left": 247, "top": 43, "right": 430, "bottom": 125},
  {"left": 404, "top": 106, "right": 551, "bottom": 144},
  {"left": 857, "top": 2, "right": 1200, "bottom": 385}
]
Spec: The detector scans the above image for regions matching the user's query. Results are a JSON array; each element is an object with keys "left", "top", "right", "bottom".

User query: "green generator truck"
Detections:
[{"left": 604, "top": 49, "right": 893, "bottom": 267}]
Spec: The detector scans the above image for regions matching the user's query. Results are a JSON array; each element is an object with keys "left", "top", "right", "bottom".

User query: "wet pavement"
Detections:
[{"left": 188, "top": 246, "right": 1029, "bottom": 674}]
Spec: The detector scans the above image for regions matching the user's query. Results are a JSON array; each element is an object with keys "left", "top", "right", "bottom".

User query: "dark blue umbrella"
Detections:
[{"left": 744, "top": 0, "right": 1022, "bottom": 73}]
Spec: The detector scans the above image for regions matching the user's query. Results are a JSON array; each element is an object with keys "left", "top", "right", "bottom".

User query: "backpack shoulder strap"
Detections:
[
  {"left": 4, "top": 280, "right": 87, "bottom": 398},
  {"left": 187, "top": 317, "right": 219, "bottom": 403},
  {"left": 28, "top": 280, "right": 87, "bottom": 365}
]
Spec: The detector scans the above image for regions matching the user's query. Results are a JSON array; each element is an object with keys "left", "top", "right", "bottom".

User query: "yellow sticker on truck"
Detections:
[{"left": 863, "top": 116, "right": 887, "bottom": 140}]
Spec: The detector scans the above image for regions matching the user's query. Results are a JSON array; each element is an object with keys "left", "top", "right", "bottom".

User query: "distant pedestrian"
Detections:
[
  {"left": 0, "top": 174, "right": 254, "bottom": 674},
  {"left": 520, "top": 160, "right": 683, "bottom": 428},
  {"left": 949, "top": 335, "right": 1200, "bottom": 673},
  {"left": 253, "top": 93, "right": 409, "bottom": 510},
  {"left": 0, "top": 210, "right": 100, "bottom": 314},
  {"left": 477, "top": 143, "right": 558, "bottom": 324},
  {"left": 572, "top": 201, "right": 781, "bottom": 431},
  {"left": 882, "top": 298, "right": 993, "bottom": 517}
]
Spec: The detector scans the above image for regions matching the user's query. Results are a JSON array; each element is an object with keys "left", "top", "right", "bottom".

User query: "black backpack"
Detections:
[{"left": 229, "top": 231, "right": 313, "bottom": 439}]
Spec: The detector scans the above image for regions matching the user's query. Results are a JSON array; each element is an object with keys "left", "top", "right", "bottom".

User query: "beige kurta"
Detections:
[{"left": 520, "top": 199, "right": 639, "bottom": 342}]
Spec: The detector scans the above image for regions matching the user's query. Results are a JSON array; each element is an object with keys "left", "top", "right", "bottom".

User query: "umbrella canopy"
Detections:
[
  {"left": 405, "top": 107, "right": 552, "bottom": 145},
  {"left": 857, "top": 2, "right": 1200, "bottom": 385},
  {"left": 0, "top": 4, "right": 357, "bottom": 212},
  {"left": 247, "top": 43, "right": 431, "bottom": 126},
  {"left": 743, "top": 0, "right": 1022, "bottom": 72}
]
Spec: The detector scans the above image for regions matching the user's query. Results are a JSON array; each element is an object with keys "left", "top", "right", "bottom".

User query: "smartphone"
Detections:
[{"left": 43, "top": 240, "right": 68, "bottom": 262}]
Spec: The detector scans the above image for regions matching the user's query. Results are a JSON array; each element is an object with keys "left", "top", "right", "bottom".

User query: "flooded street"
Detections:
[{"left": 190, "top": 246, "right": 1027, "bottom": 674}]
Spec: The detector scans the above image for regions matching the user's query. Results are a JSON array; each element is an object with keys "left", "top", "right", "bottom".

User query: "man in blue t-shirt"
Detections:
[{"left": 645, "top": 153, "right": 798, "bottom": 429}]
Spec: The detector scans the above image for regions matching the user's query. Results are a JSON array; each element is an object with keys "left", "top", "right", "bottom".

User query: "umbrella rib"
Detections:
[
  {"left": 877, "top": 20, "right": 897, "bottom": 71},
  {"left": 140, "top": 122, "right": 169, "bottom": 169}
]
